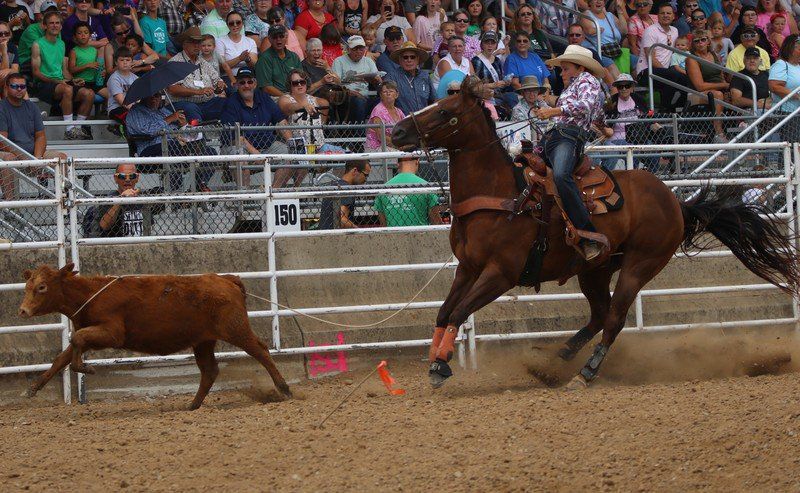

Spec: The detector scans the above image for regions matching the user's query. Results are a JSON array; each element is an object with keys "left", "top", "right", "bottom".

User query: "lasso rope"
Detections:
[
  {"left": 66, "top": 254, "right": 456, "bottom": 328},
  {"left": 245, "top": 254, "right": 455, "bottom": 328}
]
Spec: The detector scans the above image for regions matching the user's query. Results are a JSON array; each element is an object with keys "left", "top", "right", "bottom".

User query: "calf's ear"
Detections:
[
  {"left": 23, "top": 269, "right": 32, "bottom": 280},
  {"left": 58, "top": 263, "right": 77, "bottom": 278}
]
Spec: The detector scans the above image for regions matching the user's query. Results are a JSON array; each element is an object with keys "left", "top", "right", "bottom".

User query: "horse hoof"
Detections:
[
  {"left": 429, "top": 360, "right": 453, "bottom": 389},
  {"left": 557, "top": 346, "right": 577, "bottom": 361},
  {"left": 564, "top": 375, "right": 589, "bottom": 391}
]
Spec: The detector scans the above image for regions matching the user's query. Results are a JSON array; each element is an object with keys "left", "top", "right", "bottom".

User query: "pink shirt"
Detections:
[
  {"left": 636, "top": 23, "right": 678, "bottom": 74},
  {"left": 367, "top": 102, "right": 405, "bottom": 149},
  {"left": 413, "top": 14, "right": 442, "bottom": 50},
  {"left": 757, "top": 12, "right": 790, "bottom": 37},
  {"left": 627, "top": 14, "right": 657, "bottom": 44}
]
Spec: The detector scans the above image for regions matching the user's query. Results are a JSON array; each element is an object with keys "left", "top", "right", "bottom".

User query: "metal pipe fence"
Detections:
[{"left": 0, "top": 142, "right": 797, "bottom": 403}]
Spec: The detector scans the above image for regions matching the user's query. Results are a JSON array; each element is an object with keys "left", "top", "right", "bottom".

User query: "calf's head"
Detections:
[{"left": 18, "top": 263, "right": 78, "bottom": 318}]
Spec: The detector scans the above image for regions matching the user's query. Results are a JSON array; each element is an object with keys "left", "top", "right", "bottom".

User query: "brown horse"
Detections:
[{"left": 391, "top": 76, "right": 800, "bottom": 388}]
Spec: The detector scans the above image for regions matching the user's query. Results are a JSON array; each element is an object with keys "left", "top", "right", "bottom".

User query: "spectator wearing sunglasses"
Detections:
[
  {"left": 384, "top": 41, "right": 432, "bottom": 113},
  {"left": 601, "top": 73, "right": 650, "bottom": 169},
  {"left": 731, "top": 6, "right": 772, "bottom": 56},
  {"left": 255, "top": 24, "right": 302, "bottom": 95},
  {"left": 216, "top": 11, "right": 258, "bottom": 77},
  {"left": 0, "top": 72, "right": 66, "bottom": 201},
  {"left": 675, "top": 0, "right": 699, "bottom": 36},
  {"left": 0, "top": 0, "right": 31, "bottom": 45},
  {"left": 88, "top": 163, "right": 149, "bottom": 238},
  {"left": 0, "top": 21, "right": 20, "bottom": 87},
  {"left": 686, "top": 28, "right": 729, "bottom": 142},
  {"left": 627, "top": 0, "right": 656, "bottom": 64},
  {"left": 727, "top": 26, "right": 771, "bottom": 71}
]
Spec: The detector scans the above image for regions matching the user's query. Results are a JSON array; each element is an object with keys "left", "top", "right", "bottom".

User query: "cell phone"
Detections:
[
  {"left": 119, "top": 6, "right": 130, "bottom": 14},
  {"left": 383, "top": 5, "right": 392, "bottom": 14}
]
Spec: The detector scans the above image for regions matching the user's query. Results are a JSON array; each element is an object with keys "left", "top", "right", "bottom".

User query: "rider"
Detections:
[{"left": 535, "top": 45, "right": 611, "bottom": 260}]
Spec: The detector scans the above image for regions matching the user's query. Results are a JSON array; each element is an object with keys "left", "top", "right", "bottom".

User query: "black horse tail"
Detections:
[{"left": 680, "top": 186, "right": 800, "bottom": 296}]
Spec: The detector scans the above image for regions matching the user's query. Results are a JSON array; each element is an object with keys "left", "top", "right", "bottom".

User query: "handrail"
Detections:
[
  {"left": 535, "top": 0, "right": 603, "bottom": 57},
  {"left": 647, "top": 42, "right": 757, "bottom": 116},
  {"left": 0, "top": 133, "right": 56, "bottom": 199},
  {"left": 692, "top": 84, "right": 800, "bottom": 174}
]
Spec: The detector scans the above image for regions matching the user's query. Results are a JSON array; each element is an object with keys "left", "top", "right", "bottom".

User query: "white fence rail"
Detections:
[{"left": 1, "top": 143, "right": 798, "bottom": 404}]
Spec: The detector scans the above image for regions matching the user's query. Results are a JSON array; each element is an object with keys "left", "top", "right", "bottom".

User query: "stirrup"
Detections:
[{"left": 581, "top": 239, "right": 603, "bottom": 261}]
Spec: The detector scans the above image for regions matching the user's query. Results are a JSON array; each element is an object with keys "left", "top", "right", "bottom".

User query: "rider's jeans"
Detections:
[{"left": 542, "top": 127, "right": 596, "bottom": 233}]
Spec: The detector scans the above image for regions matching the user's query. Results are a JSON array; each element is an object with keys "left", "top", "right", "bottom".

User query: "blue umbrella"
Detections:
[{"left": 123, "top": 62, "right": 198, "bottom": 106}]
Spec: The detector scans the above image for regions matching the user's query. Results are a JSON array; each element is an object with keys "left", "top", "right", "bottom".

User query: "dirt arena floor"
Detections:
[{"left": 2, "top": 329, "right": 800, "bottom": 492}]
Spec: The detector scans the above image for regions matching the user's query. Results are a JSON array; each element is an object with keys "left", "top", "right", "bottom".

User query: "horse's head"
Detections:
[{"left": 392, "top": 76, "right": 494, "bottom": 152}]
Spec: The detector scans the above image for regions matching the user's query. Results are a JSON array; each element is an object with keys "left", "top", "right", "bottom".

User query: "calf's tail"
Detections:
[{"left": 680, "top": 185, "right": 800, "bottom": 296}]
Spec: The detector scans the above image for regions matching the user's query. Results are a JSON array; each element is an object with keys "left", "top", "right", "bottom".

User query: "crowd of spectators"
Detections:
[{"left": 3, "top": 0, "right": 800, "bottom": 208}]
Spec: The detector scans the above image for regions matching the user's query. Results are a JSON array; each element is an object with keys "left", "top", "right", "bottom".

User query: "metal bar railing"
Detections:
[
  {"left": 538, "top": 0, "right": 602, "bottom": 56},
  {"left": 647, "top": 43, "right": 757, "bottom": 116}
]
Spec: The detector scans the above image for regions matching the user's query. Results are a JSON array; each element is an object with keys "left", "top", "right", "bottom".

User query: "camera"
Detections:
[{"left": 119, "top": 6, "right": 130, "bottom": 14}]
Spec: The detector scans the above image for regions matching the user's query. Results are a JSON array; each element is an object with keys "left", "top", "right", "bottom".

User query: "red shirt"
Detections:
[
  {"left": 294, "top": 8, "right": 334, "bottom": 39},
  {"left": 322, "top": 42, "right": 343, "bottom": 66}
]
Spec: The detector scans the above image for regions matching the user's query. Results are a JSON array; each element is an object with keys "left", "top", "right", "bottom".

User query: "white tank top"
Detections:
[{"left": 432, "top": 54, "right": 471, "bottom": 91}]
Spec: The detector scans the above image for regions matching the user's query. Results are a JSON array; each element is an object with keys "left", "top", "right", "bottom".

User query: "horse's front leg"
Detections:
[
  {"left": 431, "top": 264, "right": 476, "bottom": 362},
  {"left": 430, "top": 263, "right": 516, "bottom": 387}
]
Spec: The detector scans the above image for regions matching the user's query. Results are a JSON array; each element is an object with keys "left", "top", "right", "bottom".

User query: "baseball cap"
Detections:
[
  {"left": 384, "top": 25, "right": 403, "bottom": 40},
  {"left": 347, "top": 35, "right": 366, "bottom": 48},
  {"left": 237, "top": 67, "right": 256, "bottom": 78},
  {"left": 268, "top": 24, "right": 287, "bottom": 37},
  {"left": 480, "top": 30, "right": 498, "bottom": 42},
  {"left": 40, "top": 0, "right": 58, "bottom": 11},
  {"left": 744, "top": 47, "right": 761, "bottom": 58},
  {"left": 741, "top": 26, "right": 758, "bottom": 35}
]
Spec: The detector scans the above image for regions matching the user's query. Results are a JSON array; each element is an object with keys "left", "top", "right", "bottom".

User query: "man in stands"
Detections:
[
  {"left": 31, "top": 11, "right": 97, "bottom": 140},
  {"left": 636, "top": 4, "right": 688, "bottom": 110},
  {"left": 168, "top": 26, "right": 227, "bottom": 123},
  {"left": 374, "top": 157, "right": 443, "bottom": 227},
  {"left": 564, "top": 23, "right": 614, "bottom": 91},
  {"left": 89, "top": 163, "right": 147, "bottom": 237},
  {"left": 536, "top": 0, "right": 575, "bottom": 54},
  {"left": 0, "top": 73, "right": 66, "bottom": 200},
  {"left": 333, "top": 35, "right": 381, "bottom": 122},
  {"left": 731, "top": 47, "right": 771, "bottom": 110},
  {"left": 726, "top": 27, "right": 770, "bottom": 72},
  {"left": 17, "top": 0, "right": 57, "bottom": 74},
  {"left": 386, "top": 41, "right": 433, "bottom": 114},
  {"left": 675, "top": 0, "right": 699, "bottom": 36},
  {"left": 200, "top": 0, "right": 232, "bottom": 38},
  {"left": 256, "top": 24, "right": 301, "bottom": 96},
  {"left": 730, "top": 6, "right": 771, "bottom": 55},
  {"left": 376, "top": 25, "right": 403, "bottom": 76},
  {"left": 318, "top": 160, "right": 371, "bottom": 229},
  {"left": 220, "top": 67, "right": 295, "bottom": 187}
]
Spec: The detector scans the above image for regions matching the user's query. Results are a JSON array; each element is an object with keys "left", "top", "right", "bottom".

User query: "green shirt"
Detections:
[
  {"left": 373, "top": 173, "right": 438, "bottom": 227},
  {"left": 18, "top": 23, "right": 45, "bottom": 66},
  {"left": 72, "top": 45, "right": 98, "bottom": 83},
  {"left": 35, "top": 36, "right": 65, "bottom": 80},
  {"left": 255, "top": 47, "right": 301, "bottom": 93}
]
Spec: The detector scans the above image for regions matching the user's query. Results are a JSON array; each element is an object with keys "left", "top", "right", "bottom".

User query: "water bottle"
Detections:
[{"left": 94, "top": 53, "right": 104, "bottom": 87}]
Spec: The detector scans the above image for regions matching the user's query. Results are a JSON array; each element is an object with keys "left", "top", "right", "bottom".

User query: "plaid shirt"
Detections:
[
  {"left": 535, "top": 0, "right": 575, "bottom": 38},
  {"left": 232, "top": 0, "right": 254, "bottom": 17},
  {"left": 554, "top": 71, "right": 605, "bottom": 132}
]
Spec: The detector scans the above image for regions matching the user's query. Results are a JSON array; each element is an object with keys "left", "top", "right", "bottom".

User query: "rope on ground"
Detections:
[
  {"left": 245, "top": 254, "right": 455, "bottom": 329},
  {"left": 317, "top": 365, "right": 379, "bottom": 428}
]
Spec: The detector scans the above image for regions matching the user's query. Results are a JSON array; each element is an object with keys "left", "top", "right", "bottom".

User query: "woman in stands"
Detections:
[
  {"left": 756, "top": 0, "right": 798, "bottom": 37},
  {"left": 627, "top": 0, "right": 656, "bottom": 69},
  {"left": 339, "top": 0, "right": 367, "bottom": 38},
  {"left": 582, "top": 0, "right": 626, "bottom": 74},
  {"left": 217, "top": 11, "right": 258, "bottom": 79},
  {"left": 432, "top": 35, "right": 474, "bottom": 92},
  {"left": 245, "top": 0, "right": 273, "bottom": 44},
  {"left": 262, "top": 7, "right": 305, "bottom": 57},
  {"left": 295, "top": 0, "right": 335, "bottom": 41},
  {"left": 464, "top": 0, "right": 483, "bottom": 37},
  {"left": 480, "top": 16, "right": 508, "bottom": 59},
  {"left": 366, "top": 80, "right": 405, "bottom": 151},
  {"left": 0, "top": 22, "right": 20, "bottom": 88},
  {"left": 503, "top": 31, "right": 551, "bottom": 90},
  {"left": 768, "top": 34, "right": 800, "bottom": 141},
  {"left": 413, "top": 0, "right": 445, "bottom": 54},
  {"left": 471, "top": 30, "right": 511, "bottom": 111},
  {"left": 686, "top": 28, "right": 730, "bottom": 142},
  {"left": 514, "top": 4, "right": 553, "bottom": 61},
  {"left": 364, "top": 0, "right": 413, "bottom": 51}
]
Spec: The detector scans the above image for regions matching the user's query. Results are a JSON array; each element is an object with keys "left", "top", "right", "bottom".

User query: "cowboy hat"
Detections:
[
  {"left": 390, "top": 41, "right": 430, "bottom": 64},
  {"left": 545, "top": 44, "right": 605, "bottom": 78},
  {"left": 516, "top": 75, "right": 550, "bottom": 93}
]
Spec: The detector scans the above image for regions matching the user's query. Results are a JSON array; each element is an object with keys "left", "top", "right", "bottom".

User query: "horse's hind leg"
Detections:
[
  {"left": 569, "top": 254, "right": 671, "bottom": 388},
  {"left": 557, "top": 266, "right": 614, "bottom": 361},
  {"left": 189, "top": 340, "right": 219, "bottom": 410},
  {"left": 431, "top": 264, "right": 476, "bottom": 362},
  {"left": 430, "top": 264, "right": 516, "bottom": 387}
]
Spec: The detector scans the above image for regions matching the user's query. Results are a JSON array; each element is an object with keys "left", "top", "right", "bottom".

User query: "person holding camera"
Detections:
[
  {"left": 365, "top": 0, "right": 413, "bottom": 52},
  {"left": 167, "top": 26, "right": 227, "bottom": 124},
  {"left": 30, "top": 11, "right": 96, "bottom": 140}
]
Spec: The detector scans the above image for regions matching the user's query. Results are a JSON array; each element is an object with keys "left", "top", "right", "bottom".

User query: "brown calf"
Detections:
[{"left": 18, "top": 263, "right": 291, "bottom": 410}]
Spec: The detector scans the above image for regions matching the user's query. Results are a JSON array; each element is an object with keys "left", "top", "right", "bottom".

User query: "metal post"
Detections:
[
  {"left": 67, "top": 158, "right": 85, "bottom": 402},
  {"left": 379, "top": 121, "right": 389, "bottom": 181},
  {"left": 264, "top": 158, "right": 281, "bottom": 350},
  {"left": 467, "top": 313, "right": 477, "bottom": 370},
  {"left": 672, "top": 113, "right": 680, "bottom": 175},
  {"left": 55, "top": 158, "right": 72, "bottom": 404},
  {"left": 792, "top": 144, "right": 800, "bottom": 332},
  {"left": 635, "top": 294, "right": 644, "bottom": 330},
  {"left": 626, "top": 149, "right": 634, "bottom": 170},
  {"left": 190, "top": 160, "right": 199, "bottom": 234}
]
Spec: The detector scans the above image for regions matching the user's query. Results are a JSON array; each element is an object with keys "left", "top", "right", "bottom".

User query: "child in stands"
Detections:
[
  {"left": 200, "top": 34, "right": 236, "bottom": 85},
  {"left": 768, "top": 13, "right": 786, "bottom": 60},
  {"left": 68, "top": 21, "right": 109, "bottom": 100},
  {"left": 107, "top": 47, "right": 137, "bottom": 121},
  {"left": 671, "top": 35, "right": 690, "bottom": 75},
  {"left": 361, "top": 26, "right": 380, "bottom": 61},
  {"left": 710, "top": 17, "right": 734, "bottom": 64},
  {"left": 125, "top": 33, "right": 157, "bottom": 73},
  {"left": 431, "top": 20, "right": 455, "bottom": 65}
]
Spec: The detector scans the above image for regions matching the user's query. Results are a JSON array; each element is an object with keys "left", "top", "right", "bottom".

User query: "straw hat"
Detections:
[
  {"left": 545, "top": 45, "right": 605, "bottom": 78},
  {"left": 390, "top": 41, "right": 430, "bottom": 64}
]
